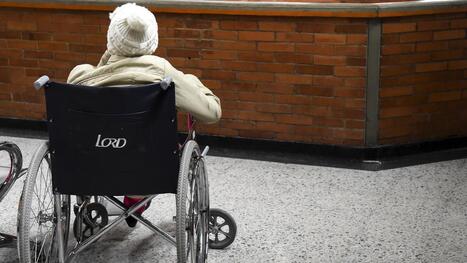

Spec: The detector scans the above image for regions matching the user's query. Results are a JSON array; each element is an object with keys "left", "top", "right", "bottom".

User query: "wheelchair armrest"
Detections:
[{"left": 33, "top": 75, "right": 49, "bottom": 90}]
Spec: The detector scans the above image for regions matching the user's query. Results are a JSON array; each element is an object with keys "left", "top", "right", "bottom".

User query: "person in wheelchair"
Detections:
[{"left": 67, "top": 3, "right": 222, "bottom": 227}]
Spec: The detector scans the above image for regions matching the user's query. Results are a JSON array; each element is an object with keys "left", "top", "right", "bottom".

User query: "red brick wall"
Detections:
[
  {"left": 1, "top": 5, "right": 465, "bottom": 146},
  {"left": 380, "top": 13, "right": 467, "bottom": 144},
  {"left": 0, "top": 8, "right": 367, "bottom": 145}
]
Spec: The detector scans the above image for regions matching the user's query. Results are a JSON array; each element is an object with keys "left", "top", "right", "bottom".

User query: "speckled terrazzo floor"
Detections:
[{"left": 0, "top": 136, "right": 466, "bottom": 263}]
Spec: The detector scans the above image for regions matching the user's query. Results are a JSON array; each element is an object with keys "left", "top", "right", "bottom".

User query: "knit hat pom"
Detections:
[{"left": 126, "top": 12, "right": 148, "bottom": 32}]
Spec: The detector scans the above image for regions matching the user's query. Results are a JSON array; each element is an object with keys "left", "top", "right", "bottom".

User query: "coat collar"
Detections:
[{"left": 108, "top": 55, "right": 128, "bottom": 64}]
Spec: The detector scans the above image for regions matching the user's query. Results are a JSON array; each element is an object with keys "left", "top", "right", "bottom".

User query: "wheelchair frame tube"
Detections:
[
  {"left": 105, "top": 195, "right": 177, "bottom": 246},
  {"left": 66, "top": 196, "right": 155, "bottom": 263},
  {"left": 54, "top": 194, "right": 66, "bottom": 263}
]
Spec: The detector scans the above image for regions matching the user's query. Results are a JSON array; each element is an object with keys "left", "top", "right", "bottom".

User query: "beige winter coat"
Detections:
[{"left": 67, "top": 54, "right": 221, "bottom": 123}]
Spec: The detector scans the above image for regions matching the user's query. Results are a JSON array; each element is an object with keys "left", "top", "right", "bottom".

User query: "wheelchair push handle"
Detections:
[
  {"left": 33, "top": 75, "right": 49, "bottom": 90},
  {"left": 160, "top": 77, "right": 172, "bottom": 91}
]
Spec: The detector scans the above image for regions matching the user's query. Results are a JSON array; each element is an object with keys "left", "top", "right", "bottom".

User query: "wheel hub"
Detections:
[{"left": 38, "top": 211, "right": 54, "bottom": 224}]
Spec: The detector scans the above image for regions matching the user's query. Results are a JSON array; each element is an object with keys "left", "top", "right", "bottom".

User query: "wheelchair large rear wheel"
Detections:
[
  {"left": 18, "top": 142, "right": 70, "bottom": 263},
  {"left": 176, "top": 140, "right": 209, "bottom": 263}
]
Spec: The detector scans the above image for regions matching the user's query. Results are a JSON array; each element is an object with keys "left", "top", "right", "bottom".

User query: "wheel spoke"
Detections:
[
  {"left": 218, "top": 222, "right": 229, "bottom": 229},
  {"left": 44, "top": 230, "right": 55, "bottom": 263},
  {"left": 43, "top": 179, "right": 53, "bottom": 211},
  {"left": 213, "top": 216, "right": 220, "bottom": 227},
  {"left": 33, "top": 182, "right": 43, "bottom": 211},
  {"left": 30, "top": 207, "right": 39, "bottom": 220},
  {"left": 33, "top": 235, "right": 39, "bottom": 262},
  {"left": 36, "top": 230, "right": 51, "bottom": 261},
  {"left": 44, "top": 195, "right": 54, "bottom": 212},
  {"left": 218, "top": 230, "right": 231, "bottom": 239},
  {"left": 186, "top": 233, "right": 192, "bottom": 259}
]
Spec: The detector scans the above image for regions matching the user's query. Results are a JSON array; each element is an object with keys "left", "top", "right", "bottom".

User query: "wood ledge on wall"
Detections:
[{"left": 0, "top": 0, "right": 466, "bottom": 17}]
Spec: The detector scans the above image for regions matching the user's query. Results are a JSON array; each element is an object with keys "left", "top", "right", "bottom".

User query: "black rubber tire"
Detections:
[
  {"left": 197, "top": 157, "right": 210, "bottom": 260},
  {"left": 208, "top": 208, "right": 237, "bottom": 249},
  {"left": 17, "top": 142, "right": 70, "bottom": 263}
]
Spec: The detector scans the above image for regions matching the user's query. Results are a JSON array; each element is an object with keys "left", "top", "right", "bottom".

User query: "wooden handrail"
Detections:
[{"left": 0, "top": 0, "right": 465, "bottom": 18}]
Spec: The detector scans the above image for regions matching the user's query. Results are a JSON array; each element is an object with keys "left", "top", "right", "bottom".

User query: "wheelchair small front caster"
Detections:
[
  {"left": 73, "top": 202, "right": 108, "bottom": 242},
  {"left": 208, "top": 208, "right": 237, "bottom": 249}
]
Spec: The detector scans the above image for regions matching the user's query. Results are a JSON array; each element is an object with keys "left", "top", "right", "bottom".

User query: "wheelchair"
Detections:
[
  {"left": 0, "top": 142, "right": 24, "bottom": 248},
  {"left": 16, "top": 76, "right": 236, "bottom": 263}
]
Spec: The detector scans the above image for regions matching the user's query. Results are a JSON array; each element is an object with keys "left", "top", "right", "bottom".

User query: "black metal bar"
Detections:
[
  {"left": 105, "top": 196, "right": 177, "bottom": 246},
  {"left": 365, "top": 18, "right": 382, "bottom": 147}
]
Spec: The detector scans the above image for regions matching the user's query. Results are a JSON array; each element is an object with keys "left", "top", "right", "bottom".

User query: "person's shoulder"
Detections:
[
  {"left": 137, "top": 55, "right": 169, "bottom": 65},
  {"left": 137, "top": 55, "right": 176, "bottom": 74},
  {"left": 67, "top": 64, "right": 95, "bottom": 84}
]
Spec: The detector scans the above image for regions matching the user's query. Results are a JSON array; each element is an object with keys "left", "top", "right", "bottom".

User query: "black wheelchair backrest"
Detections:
[{"left": 44, "top": 81, "right": 179, "bottom": 195}]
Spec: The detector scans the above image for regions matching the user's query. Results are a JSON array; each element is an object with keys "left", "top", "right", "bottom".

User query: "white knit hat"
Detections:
[{"left": 107, "top": 3, "right": 158, "bottom": 56}]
